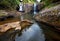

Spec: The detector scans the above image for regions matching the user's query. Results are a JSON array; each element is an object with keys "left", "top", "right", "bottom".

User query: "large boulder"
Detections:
[
  {"left": 0, "top": 20, "right": 33, "bottom": 33},
  {"left": 0, "top": 21, "right": 21, "bottom": 33}
]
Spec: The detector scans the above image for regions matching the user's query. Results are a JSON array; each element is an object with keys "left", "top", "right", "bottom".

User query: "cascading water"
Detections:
[
  {"left": 15, "top": 0, "right": 45, "bottom": 41},
  {"left": 19, "top": 0, "right": 24, "bottom": 12},
  {"left": 19, "top": 0, "right": 24, "bottom": 21},
  {"left": 33, "top": 0, "right": 41, "bottom": 16},
  {"left": 33, "top": 3, "right": 37, "bottom": 15}
]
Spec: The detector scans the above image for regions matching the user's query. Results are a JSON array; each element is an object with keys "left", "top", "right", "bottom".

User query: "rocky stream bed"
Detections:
[{"left": 0, "top": 3, "right": 60, "bottom": 41}]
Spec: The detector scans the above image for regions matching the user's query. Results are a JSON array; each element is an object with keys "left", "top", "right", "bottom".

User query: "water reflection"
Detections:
[{"left": 15, "top": 23, "right": 45, "bottom": 41}]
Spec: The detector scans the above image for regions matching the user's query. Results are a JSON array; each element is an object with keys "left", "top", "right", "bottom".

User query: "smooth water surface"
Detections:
[{"left": 15, "top": 23, "right": 45, "bottom": 41}]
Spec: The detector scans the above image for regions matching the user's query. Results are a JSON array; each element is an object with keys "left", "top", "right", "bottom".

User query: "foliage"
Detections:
[
  {"left": 0, "top": 0, "right": 36, "bottom": 9},
  {"left": 0, "top": 0, "right": 60, "bottom": 10},
  {"left": 23, "top": 0, "right": 36, "bottom": 3},
  {"left": 0, "top": 0, "right": 20, "bottom": 9},
  {"left": 41, "top": 0, "right": 60, "bottom": 6}
]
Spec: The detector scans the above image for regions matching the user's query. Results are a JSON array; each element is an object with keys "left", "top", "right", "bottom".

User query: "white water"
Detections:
[
  {"left": 15, "top": 23, "right": 45, "bottom": 41},
  {"left": 34, "top": 3, "right": 37, "bottom": 15}
]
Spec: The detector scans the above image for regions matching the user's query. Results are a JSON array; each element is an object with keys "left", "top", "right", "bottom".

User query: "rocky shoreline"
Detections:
[{"left": 35, "top": 4, "right": 60, "bottom": 31}]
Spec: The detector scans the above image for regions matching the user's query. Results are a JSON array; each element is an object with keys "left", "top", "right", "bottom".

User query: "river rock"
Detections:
[
  {"left": 0, "top": 20, "right": 33, "bottom": 32},
  {"left": 0, "top": 21, "right": 21, "bottom": 33},
  {"left": 0, "top": 20, "right": 33, "bottom": 41}
]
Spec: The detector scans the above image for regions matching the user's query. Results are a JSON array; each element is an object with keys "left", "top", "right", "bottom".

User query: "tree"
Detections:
[
  {"left": 0, "top": 0, "right": 19, "bottom": 9},
  {"left": 0, "top": 0, "right": 36, "bottom": 9},
  {"left": 41, "top": 0, "right": 60, "bottom": 6}
]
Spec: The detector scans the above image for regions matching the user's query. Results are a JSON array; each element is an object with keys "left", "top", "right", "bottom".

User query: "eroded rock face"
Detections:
[
  {"left": 0, "top": 20, "right": 33, "bottom": 32},
  {"left": 0, "top": 20, "right": 33, "bottom": 41},
  {"left": 20, "top": 20, "right": 33, "bottom": 31},
  {"left": 0, "top": 21, "right": 21, "bottom": 33},
  {"left": 35, "top": 4, "right": 60, "bottom": 30},
  {"left": 0, "top": 21, "right": 21, "bottom": 41}
]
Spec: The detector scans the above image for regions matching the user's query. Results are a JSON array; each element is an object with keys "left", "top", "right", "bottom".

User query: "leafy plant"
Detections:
[
  {"left": 41, "top": 0, "right": 60, "bottom": 6},
  {"left": 0, "top": 0, "right": 19, "bottom": 9}
]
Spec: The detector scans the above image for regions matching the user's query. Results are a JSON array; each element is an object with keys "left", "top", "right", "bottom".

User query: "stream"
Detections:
[
  {"left": 0, "top": 3, "right": 45, "bottom": 41},
  {"left": 0, "top": 3, "right": 60, "bottom": 41},
  {"left": 15, "top": 3, "right": 45, "bottom": 41},
  {"left": 0, "top": 13, "right": 60, "bottom": 41},
  {"left": 16, "top": 2, "right": 46, "bottom": 40},
  {"left": 15, "top": 22, "right": 45, "bottom": 41},
  {"left": 14, "top": 12, "right": 45, "bottom": 41}
]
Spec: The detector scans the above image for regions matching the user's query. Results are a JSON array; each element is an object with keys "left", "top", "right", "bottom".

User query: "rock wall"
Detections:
[{"left": 35, "top": 4, "right": 60, "bottom": 30}]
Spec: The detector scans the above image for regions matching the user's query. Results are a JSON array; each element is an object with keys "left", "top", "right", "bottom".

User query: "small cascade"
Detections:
[
  {"left": 33, "top": 3, "right": 37, "bottom": 15},
  {"left": 19, "top": 0, "right": 24, "bottom": 21},
  {"left": 19, "top": 0, "right": 24, "bottom": 12},
  {"left": 33, "top": 0, "right": 41, "bottom": 16}
]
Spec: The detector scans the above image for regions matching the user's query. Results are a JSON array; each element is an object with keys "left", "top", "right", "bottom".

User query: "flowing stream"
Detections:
[
  {"left": 15, "top": 3, "right": 45, "bottom": 41},
  {"left": 0, "top": 2, "right": 60, "bottom": 41},
  {"left": 15, "top": 22, "right": 45, "bottom": 41},
  {"left": 15, "top": 12, "right": 45, "bottom": 41}
]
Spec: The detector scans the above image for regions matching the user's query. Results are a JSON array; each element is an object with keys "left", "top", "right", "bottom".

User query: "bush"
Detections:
[
  {"left": 0, "top": 0, "right": 19, "bottom": 10},
  {"left": 0, "top": 0, "right": 36, "bottom": 10},
  {"left": 41, "top": 0, "right": 60, "bottom": 6}
]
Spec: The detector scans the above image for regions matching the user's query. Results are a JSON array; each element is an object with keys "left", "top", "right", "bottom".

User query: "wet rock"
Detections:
[
  {"left": 0, "top": 20, "right": 33, "bottom": 33},
  {"left": 0, "top": 21, "right": 21, "bottom": 41},
  {"left": 0, "top": 10, "right": 16, "bottom": 21},
  {"left": 0, "top": 20, "right": 33, "bottom": 41},
  {"left": 6, "top": 15, "right": 14, "bottom": 19},
  {"left": 0, "top": 21, "right": 21, "bottom": 33},
  {"left": 23, "top": 3, "right": 44, "bottom": 13},
  {"left": 24, "top": 3, "right": 33, "bottom": 13},
  {"left": 20, "top": 20, "right": 33, "bottom": 31},
  {"left": 35, "top": 4, "right": 60, "bottom": 29}
]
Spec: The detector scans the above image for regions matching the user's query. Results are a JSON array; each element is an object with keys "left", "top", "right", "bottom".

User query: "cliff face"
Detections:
[{"left": 35, "top": 4, "right": 60, "bottom": 30}]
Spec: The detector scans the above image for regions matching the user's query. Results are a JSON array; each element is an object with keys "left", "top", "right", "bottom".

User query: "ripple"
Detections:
[{"left": 15, "top": 23, "right": 45, "bottom": 41}]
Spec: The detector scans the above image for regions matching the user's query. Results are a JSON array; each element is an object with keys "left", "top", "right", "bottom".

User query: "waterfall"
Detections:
[
  {"left": 33, "top": 3, "right": 37, "bottom": 15},
  {"left": 19, "top": 0, "right": 24, "bottom": 21},
  {"left": 33, "top": 0, "right": 41, "bottom": 16}
]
